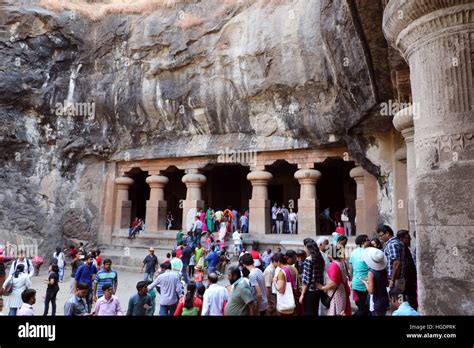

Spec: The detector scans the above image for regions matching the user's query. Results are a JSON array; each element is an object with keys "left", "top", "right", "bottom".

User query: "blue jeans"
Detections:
[
  {"left": 241, "top": 224, "right": 248, "bottom": 233},
  {"left": 144, "top": 272, "right": 155, "bottom": 281},
  {"left": 208, "top": 266, "right": 216, "bottom": 274},
  {"left": 159, "top": 304, "right": 177, "bottom": 316},
  {"left": 9, "top": 307, "right": 18, "bottom": 316},
  {"left": 59, "top": 266, "right": 65, "bottom": 282},
  {"left": 181, "top": 264, "right": 189, "bottom": 284}
]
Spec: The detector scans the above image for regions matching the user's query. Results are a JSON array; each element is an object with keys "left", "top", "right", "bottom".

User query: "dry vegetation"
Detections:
[{"left": 38, "top": 0, "right": 180, "bottom": 21}]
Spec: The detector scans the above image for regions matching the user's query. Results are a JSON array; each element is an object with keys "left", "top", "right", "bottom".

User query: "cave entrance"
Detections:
[
  {"left": 127, "top": 168, "right": 150, "bottom": 224},
  {"left": 201, "top": 163, "right": 251, "bottom": 223},
  {"left": 266, "top": 160, "right": 299, "bottom": 234},
  {"left": 163, "top": 166, "right": 186, "bottom": 230},
  {"left": 315, "top": 158, "right": 356, "bottom": 235}
]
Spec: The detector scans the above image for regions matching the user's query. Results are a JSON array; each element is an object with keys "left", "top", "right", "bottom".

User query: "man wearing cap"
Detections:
[
  {"left": 361, "top": 247, "right": 389, "bottom": 316},
  {"left": 141, "top": 248, "right": 158, "bottom": 282}
]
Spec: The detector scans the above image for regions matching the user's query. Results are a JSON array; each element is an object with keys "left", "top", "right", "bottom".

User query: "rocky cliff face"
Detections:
[{"left": 0, "top": 0, "right": 393, "bottom": 253}]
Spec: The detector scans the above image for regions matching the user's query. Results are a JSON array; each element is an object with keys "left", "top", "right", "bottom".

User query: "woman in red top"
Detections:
[
  {"left": 335, "top": 222, "right": 345, "bottom": 235},
  {"left": 174, "top": 281, "right": 203, "bottom": 316}
]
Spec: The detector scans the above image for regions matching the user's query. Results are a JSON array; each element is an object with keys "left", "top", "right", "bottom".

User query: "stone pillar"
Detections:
[
  {"left": 145, "top": 175, "right": 169, "bottom": 232},
  {"left": 114, "top": 176, "right": 134, "bottom": 230},
  {"left": 384, "top": 0, "right": 474, "bottom": 315},
  {"left": 294, "top": 168, "right": 321, "bottom": 235},
  {"left": 349, "top": 166, "right": 366, "bottom": 235},
  {"left": 181, "top": 170, "right": 206, "bottom": 231},
  {"left": 393, "top": 106, "right": 416, "bottom": 233},
  {"left": 247, "top": 170, "right": 273, "bottom": 234}
]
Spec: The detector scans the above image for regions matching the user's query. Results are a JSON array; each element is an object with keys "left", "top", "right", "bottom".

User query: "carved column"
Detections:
[
  {"left": 393, "top": 106, "right": 416, "bottom": 233},
  {"left": 181, "top": 170, "right": 206, "bottom": 231},
  {"left": 294, "top": 168, "right": 321, "bottom": 235},
  {"left": 145, "top": 175, "right": 169, "bottom": 232},
  {"left": 349, "top": 166, "right": 366, "bottom": 235},
  {"left": 384, "top": 0, "right": 474, "bottom": 314},
  {"left": 114, "top": 176, "right": 134, "bottom": 230},
  {"left": 247, "top": 170, "right": 273, "bottom": 234}
]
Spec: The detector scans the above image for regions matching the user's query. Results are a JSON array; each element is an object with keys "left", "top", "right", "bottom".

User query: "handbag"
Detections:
[
  {"left": 341, "top": 213, "right": 349, "bottom": 222},
  {"left": 276, "top": 267, "right": 296, "bottom": 314},
  {"left": 320, "top": 284, "right": 338, "bottom": 308}
]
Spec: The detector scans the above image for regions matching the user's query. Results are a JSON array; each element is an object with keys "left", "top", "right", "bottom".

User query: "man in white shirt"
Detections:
[
  {"left": 10, "top": 251, "right": 34, "bottom": 278},
  {"left": 191, "top": 216, "right": 203, "bottom": 247},
  {"left": 17, "top": 289, "right": 36, "bottom": 316},
  {"left": 202, "top": 273, "right": 228, "bottom": 316},
  {"left": 232, "top": 229, "right": 243, "bottom": 255}
]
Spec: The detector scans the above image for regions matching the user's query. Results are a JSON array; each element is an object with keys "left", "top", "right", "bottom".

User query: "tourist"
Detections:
[
  {"left": 337, "top": 235, "right": 348, "bottom": 248},
  {"left": 177, "top": 241, "right": 185, "bottom": 258},
  {"left": 282, "top": 204, "right": 290, "bottom": 233},
  {"left": 181, "top": 243, "right": 193, "bottom": 284},
  {"left": 285, "top": 250, "right": 301, "bottom": 314},
  {"left": 205, "top": 207, "right": 214, "bottom": 233},
  {"left": 199, "top": 209, "right": 208, "bottom": 233},
  {"left": 126, "top": 281, "right": 153, "bottom": 316},
  {"left": 232, "top": 229, "right": 243, "bottom": 255},
  {"left": 273, "top": 253, "right": 296, "bottom": 316},
  {"left": 250, "top": 242, "right": 262, "bottom": 269},
  {"left": 162, "top": 253, "right": 172, "bottom": 264},
  {"left": 205, "top": 245, "right": 220, "bottom": 275},
  {"left": 148, "top": 261, "right": 182, "bottom": 316},
  {"left": 217, "top": 248, "right": 230, "bottom": 275},
  {"left": 65, "top": 244, "right": 78, "bottom": 261},
  {"left": 389, "top": 288, "right": 420, "bottom": 316},
  {"left": 70, "top": 251, "right": 84, "bottom": 294},
  {"left": 223, "top": 207, "right": 234, "bottom": 233},
  {"left": 397, "top": 229, "right": 418, "bottom": 310},
  {"left": 289, "top": 208, "right": 297, "bottom": 234},
  {"left": 214, "top": 209, "right": 223, "bottom": 232},
  {"left": 94, "top": 284, "right": 123, "bottom": 316},
  {"left": 191, "top": 215, "right": 203, "bottom": 247},
  {"left": 275, "top": 206, "right": 284, "bottom": 234},
  {"left": 64, "top": 282, "right": 91, "bottom": 316},
  {"left": 241, "top": 253, "right": 268, "bottom": 315},
  {"left": 170, "top": 250, "right": 183, "bottom": 275},
  {"left": 176, "top": 229, "right": 184, "bottom": 246},
  {"left": 197, "top": 284, "right": 206, "bottom": 301},
  {"left": 43, "top": 264, "right": 60, "bottom": 316},
  {"left": 95, "top": 249, "right": 102, "bottom": 270},
  {"left": 316, "top": 237, "right": 330, "bottom": 269},
  {"left": 188, "top": 248, "right": 196, "bottom": 279},
  {"left": 335, "top": 222, "right": 345, "bottom": 235},
  {"left": 146, "top": 280, "right": 157, "bottom": 316},
  {"left": 9, "top": 250, "right": 34, "bottom": 278},
  {"left": 52, "top": 247, "right": 66, "bottom": 282},
  {"left": 194, "top": 264, "right": 204, "bottom": 289},
  {"left": 32, "top": 255, "right": 44, "bottom": 277},
  {"left": 17, "top": 289, "right": 36, "bottom": 316},
  {"left": 271, "top": 202, "right": 278, "bottom": 234},
  {"left": 194, "top": 243, "right": 205, "bottom": 268},
  {"left": 77, "top": 242, "right": 86, "bottom": 255},
  {"left": 225, "top": 265, "right": 256, "bottom": 316},
  {"left": 128, "top": 217, "right": 142, "bottom": 239},
  {"left": 318, "top": 245, "right": 352, "bottom": 316},
  {"left": 370, "top": 236, "right": 383, "bottom": 249},
  {"left": 218, "top": 216, "right": 227, "bottom": 249},
  {"left": 299, "top": 240, "right": 324, "bottom": 316},
  {"left": 166, "top": 211, "right": 174, "bottom": 230},
  {"left": 3, "top": 264, "right": 32, "bottom": 316},
  {"left": 349, "top": 235, "right": 370, "bottom": 316},
  {"left": 202, "top": 273, "right": 228, "bottom": 316},
  {"left": 261, "top": 249, "right": 273, "bottom": 269},
  {"left": 377, "top": 225, "right": 405, "bottom": 292},
  {"left": 341, "top": 207, "right": 352, "bottom": 236},
  {"left": 74, "top": 253, "right": 98, "bottom": 312},
  {"left": 0, "top": 246, "right": 14, "bottom": 295},
  {"left": 240, "top": 212, "right": 249, "bottom": 234},
  {"left": 295, "top": 249, "right": 306, "bottom": 276},
  {"left": 141, "top": 247, "right": 158, "bottom": 282},
  {"left": 174, "top": 281, "right": 202, "bottom": 316},
  {"left": 94, "top": 259, "right": 118, "bottom": 303},
  {"left": 360, "top": 247, "right": 389, "bottom": 316},
  {"left": 232, "top": 208, "right": 239, "bottom": 232},
  {"left": 263, "top": 254, "right": 277, "bottom": 316}
]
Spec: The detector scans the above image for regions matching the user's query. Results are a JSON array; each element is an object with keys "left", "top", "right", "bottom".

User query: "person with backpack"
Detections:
[
  {"left": 2, "top": 264, "right": 32, "bottom": 316},
  {"left": 43, "top": 264, "right": 60, "bottom": 316},
  {"left": 9, "top": 251, "right": 34, "bottom": 278},
  {"left": 74, "top": 253, "right": 98, "bottom": 312},
  {"left": 52, "top": 247, "right": 66, "bottom": 283}
]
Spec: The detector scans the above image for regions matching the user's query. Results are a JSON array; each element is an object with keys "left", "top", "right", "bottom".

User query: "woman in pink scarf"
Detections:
[
  {"left": 199, "top": 209, "right": 207, "bottom": 233},
  {"left": 319, "top": 246, "right": 352, "bottom": 316}
]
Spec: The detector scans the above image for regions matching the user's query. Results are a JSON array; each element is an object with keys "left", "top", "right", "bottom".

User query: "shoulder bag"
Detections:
[{"left": 276, "top": 267, "right": 296, "bottom": 314}]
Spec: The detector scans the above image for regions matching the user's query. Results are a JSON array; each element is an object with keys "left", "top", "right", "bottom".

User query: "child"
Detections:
[
  {"left": 18, "top": 289, "right": 36, "bottom": 316},
  {"left": 295, "top": 249, "right": 307, "bottom": 275},
  {"left": 194, "top": 264, "right": 204, "bottom": 289},
  {"left": 188, "top": 251, "right": 195, "bottom": 278}
]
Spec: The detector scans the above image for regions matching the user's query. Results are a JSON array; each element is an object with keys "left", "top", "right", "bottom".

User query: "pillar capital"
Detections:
[
  {"left": 247, "top": 170, "right": 273, "bottom": 185},
  {"left": 383, "top": 1, "right": 474, "bottom": 58},
  {"left": 114, "top": 176, "right": 134, "bottom": 189},
  {"left": 146, "top": 175, "right": 169, "bottom": 188},
  {"left": 349, "top": 166, "right": 365, "bottom": 180},
  {"left": 182, "top": 173, "right": 206, "bottom": 186},
  {"left": 294, "top": 168, "right": 321, "bottom": 185}
]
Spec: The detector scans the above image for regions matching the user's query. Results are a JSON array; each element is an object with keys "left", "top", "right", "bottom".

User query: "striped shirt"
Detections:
[{"left": 95, "top": 269, "right": 118, "bottom": 298}]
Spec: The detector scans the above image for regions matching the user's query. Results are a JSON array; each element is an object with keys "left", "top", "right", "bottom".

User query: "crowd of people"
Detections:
[{"left": 0, "top": 218, "right": 418, "bottom": 316}]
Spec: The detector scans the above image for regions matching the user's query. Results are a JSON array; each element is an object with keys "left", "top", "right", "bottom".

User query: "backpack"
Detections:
[{"left": 13, "top": 259, "right": 31, "bottom": 274}]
